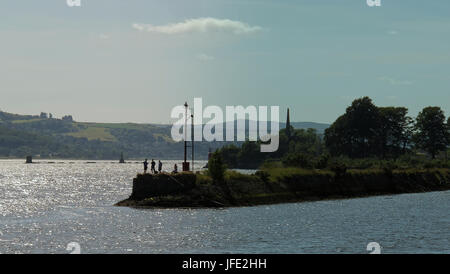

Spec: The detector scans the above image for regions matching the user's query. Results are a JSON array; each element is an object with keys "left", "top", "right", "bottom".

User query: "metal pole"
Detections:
[
  {"left": 191, "top": 113, "right": 194, "bottom": 172},
  {"left": 184, "top": 102, "right": 188, "bottom": 166}
]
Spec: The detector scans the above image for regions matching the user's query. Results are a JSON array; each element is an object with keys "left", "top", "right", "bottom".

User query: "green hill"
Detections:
[
  {"left": 0, "top": 110, "right": 328, "bottom": 160},
  {"left": 0, "top": 111, "right": 220, "bottom": 159}
]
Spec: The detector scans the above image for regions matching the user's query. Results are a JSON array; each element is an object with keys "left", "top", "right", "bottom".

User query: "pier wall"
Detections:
[{"left": 130, "top": 173, "right": 196, "bottom": 200}]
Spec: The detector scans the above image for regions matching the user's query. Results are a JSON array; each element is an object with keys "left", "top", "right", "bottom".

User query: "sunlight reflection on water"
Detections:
[{"left": 0, "top": 159, "right": 449, "bottom": 254}]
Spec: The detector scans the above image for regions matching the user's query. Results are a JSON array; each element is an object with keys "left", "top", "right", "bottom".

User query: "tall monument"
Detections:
[{"left": 286, "top": 108, "right": 292, "bottom": 139}]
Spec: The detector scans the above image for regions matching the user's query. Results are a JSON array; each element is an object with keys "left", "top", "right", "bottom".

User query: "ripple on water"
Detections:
[{"left": 0, "top": 160, "right": 449, "bottom": 254}]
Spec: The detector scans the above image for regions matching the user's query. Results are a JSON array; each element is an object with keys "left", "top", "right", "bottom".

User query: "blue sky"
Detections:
[{"left": 1, "top": 0, "right": 449, "bottom": 124}]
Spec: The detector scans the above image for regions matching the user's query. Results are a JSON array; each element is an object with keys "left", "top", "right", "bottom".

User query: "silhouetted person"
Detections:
[
  {"left": 173, "top": 164, "right": 178, "bottom": 174},
  {"left": 151, "top": 159, "right": 156, "bottom": 174},
  {"left": 143, "top": 159, "right": 148, "bottom": 173},
  {"left": 158, "top": 160, "right": 163, "bottom": 173}
]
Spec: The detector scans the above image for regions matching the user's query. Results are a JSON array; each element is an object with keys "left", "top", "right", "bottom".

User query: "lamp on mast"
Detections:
[{"left": 183, "top": 102, "right": 189, "bottom": 171}]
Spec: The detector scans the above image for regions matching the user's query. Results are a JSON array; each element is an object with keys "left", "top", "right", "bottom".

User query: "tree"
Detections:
[
  {"left": 208, "top": 150, "right": 235, "bottom": 204},
  {"left": 448, "top": 117, "right": 450, "bottom": 132},
  {"left": 40, "top": 112, "right": 48, "bottom": 119},
  {"left": 447, "top": 117, "right": 450, "bottom": 140},
  {"left": 291, "top": 128, "right": 324, "bottom": 156},
  {"left": 237, "top": 141, "right": 262, "bottom": 168},
  {"left": 325, "top": 97, "right": 381, "bottom": 158},
  {"left": 378, "top": 107, "right": 412, "bottom": 158},
  {"left": 413, "top": 107, "right": 449, "bottom": 159},
  {"left": 218, "top": 144, "right": 240, "bottom": 168},
  {"left": 62, "top": 115, "right": 73, "bottom": 122},
  {"left": 447, "top": 117, "right": 450, "bottom": 160},
  {"left": 325, "top": 114, "right": 352, "bottom": 157},
  {"left": 282, "top": 152, "right": 312, "bottom": 168},
  {"left": 208, "top": 151, "right": 226, "bottom": 182},
  {"left": 325, "top": 97, "right": 416, "bottom": 159}
]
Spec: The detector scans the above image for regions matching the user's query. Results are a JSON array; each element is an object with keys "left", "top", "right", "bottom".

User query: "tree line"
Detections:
[
  {"left": 325, "top": 97, "right": 450, "bottom": 159},
  {"left": 217, "top": 97, "right": 450, "bottom": 169}
]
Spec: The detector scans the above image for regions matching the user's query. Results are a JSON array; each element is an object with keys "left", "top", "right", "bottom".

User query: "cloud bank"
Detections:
[{"left": 132, "top": 17, "right": 262, "bottom": 35}]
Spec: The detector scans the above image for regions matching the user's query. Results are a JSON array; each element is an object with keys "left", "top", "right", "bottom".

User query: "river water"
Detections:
[{"left": 0, "top": 160, "right": 448, "bottom": 254}]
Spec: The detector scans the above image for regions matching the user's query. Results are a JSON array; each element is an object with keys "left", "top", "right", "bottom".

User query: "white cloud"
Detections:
[
  {"left": 196, "top": 53, "right": 215, "bottom": 61},
  {"left": 132, "top": 17, "right": 262, "bottom": 35},
  {"left": 387, "top": 30, "right": 398, "bottom": 35},
  {"left": 99, "top": 34, "right": 109, "bottom": 40},
  {"left": 378, "top": 76, "right": 412, "bottom": 85}
]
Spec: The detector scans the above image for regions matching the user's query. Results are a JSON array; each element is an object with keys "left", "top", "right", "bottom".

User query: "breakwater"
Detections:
[{"left": 116, "top": 169, "right": 450, "bottom": 208}]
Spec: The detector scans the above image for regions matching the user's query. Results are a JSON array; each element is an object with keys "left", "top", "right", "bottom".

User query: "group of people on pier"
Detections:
[{"left": 143, "top": 159, "right": 178, "bottom": 174}]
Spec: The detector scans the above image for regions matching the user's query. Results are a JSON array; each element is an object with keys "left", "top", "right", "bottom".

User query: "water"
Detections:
[{"left": 0, "top": 160, "right": 449, "bottom": 254}]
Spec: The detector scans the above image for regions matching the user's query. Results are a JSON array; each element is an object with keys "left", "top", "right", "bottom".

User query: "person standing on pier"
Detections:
[
  {"left": 151, "top": 159, "right": 156, "bottom": 174},
  {"left": 143, "top": 159, "right": 148, "bottom": 173},
  {"left": 158, "top": 160, "right": 163, "bottom": 173}
]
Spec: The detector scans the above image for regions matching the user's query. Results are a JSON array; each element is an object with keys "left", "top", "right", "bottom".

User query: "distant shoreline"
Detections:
[{"left": 0, "top": 158, "right": 209, "bottom": 162}]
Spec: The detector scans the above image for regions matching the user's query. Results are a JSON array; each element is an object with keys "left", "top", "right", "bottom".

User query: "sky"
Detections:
[{"left": 1, "top": 0, "right": 450, "bottom": 124}]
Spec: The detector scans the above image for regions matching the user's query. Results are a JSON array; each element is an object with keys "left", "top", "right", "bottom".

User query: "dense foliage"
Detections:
[
  {"left": 207, "top": 151, "right": 227, "bottom": 182},
  {"left": 324, "top": 97, "right": 449, "bottom": 160},
  {"left": 324, "top": 97, "right": 415, "bottom": 158},
  {"left": 217, "top": 127, "right": 325, "bottom": 169},
  {"left": 413, "top": 107, "right": 450, "bottom": 159},
  {"left": 217, "top": 96, "right": 450, "bottom": 169}
]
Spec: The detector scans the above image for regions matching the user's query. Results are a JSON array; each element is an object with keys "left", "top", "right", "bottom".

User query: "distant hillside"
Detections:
[
  {"left": 287, "top": 122, "right": 329, "bottom": 133},
  {"left": 0, "top": 110, "right": 328, "bottom": 160}
]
